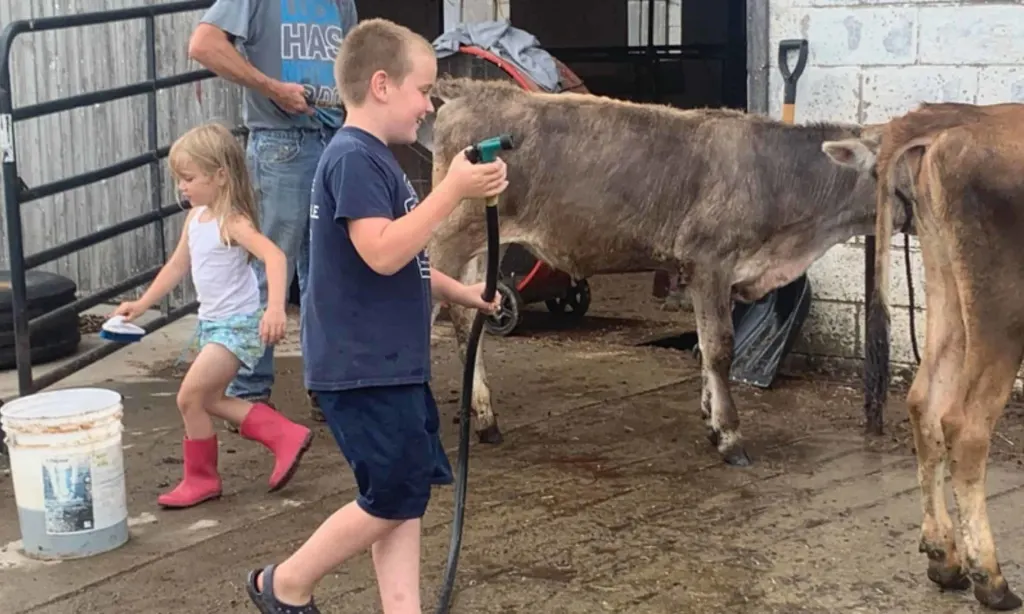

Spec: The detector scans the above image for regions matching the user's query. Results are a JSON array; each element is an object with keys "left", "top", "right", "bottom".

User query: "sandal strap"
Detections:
[{"left": 246, "top": 564, "right": 321, "bottom": 614}]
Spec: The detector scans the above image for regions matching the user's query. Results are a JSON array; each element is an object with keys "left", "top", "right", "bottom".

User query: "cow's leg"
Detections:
[
  {"left": 689, "top": 275, "right": 748, "bottom": 466},
  {"left": 907, "top": 264, "right": 971, "bottom": 591},
  {"left": 943, "top": 330, "right": 1023, "bottom": 610},
  {"left": 445, "top": 253, "right": 503, "bottom": 444}
]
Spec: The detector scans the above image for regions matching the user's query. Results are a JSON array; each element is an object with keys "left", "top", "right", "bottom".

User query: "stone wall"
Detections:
[{"left": 768, "top": 0, "right": 1024, "bottom": 382}]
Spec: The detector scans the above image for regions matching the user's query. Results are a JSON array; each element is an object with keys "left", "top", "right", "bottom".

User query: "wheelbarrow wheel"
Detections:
[
  {"left": 484, "top": 279, "right": 522, "bottom": 337},
  {"left": 545, "top": 278, "right": 591, "bottom": 324}
]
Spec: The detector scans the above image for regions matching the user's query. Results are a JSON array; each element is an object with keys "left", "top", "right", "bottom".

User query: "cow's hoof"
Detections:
[
  {"left": 478, "top": 424, "right": 504, "bottom": 445},
  {"left": 722, "top": 445, "right": 751, "bottom": 467},
  {"left": 927, "top": 560, "right": 971, "bottom": 591},
  {"left": 975, "top": 579, "right": 1023, "bottom": 611}
]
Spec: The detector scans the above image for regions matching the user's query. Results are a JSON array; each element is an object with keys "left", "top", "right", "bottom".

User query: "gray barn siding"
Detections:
[{"left": 0, "top": 0, "right": 245, "bottom": 308}]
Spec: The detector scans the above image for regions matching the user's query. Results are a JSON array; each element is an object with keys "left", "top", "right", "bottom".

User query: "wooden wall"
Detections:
[{"left": 0, "top": 0, "right": 245, "bottom": 307}]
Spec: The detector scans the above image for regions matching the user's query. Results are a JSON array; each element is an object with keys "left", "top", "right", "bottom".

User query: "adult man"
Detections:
[{"left": 188, "top": 0, "right": 359, "bottom": 423}]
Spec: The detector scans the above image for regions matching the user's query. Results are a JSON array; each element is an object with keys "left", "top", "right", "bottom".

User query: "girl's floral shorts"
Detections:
[{"left": 191, "top": 309, "right": 265, "bottom": 372}]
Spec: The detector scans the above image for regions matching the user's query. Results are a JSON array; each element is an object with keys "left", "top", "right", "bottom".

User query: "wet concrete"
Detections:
[{"left": 2, "top": 273, "right": 1024, "bottom": 613}]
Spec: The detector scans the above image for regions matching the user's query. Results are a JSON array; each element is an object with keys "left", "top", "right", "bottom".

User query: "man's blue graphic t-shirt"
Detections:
[{"left": 200, "top": 0, "right": 358, "bottom": 130}]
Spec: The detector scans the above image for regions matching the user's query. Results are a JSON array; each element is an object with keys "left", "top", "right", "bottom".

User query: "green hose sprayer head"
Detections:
[{"left": 466, "top": 133, "right": 514, "bottom": 164}]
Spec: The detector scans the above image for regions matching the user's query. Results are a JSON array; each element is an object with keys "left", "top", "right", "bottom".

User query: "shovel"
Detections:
[
  {"left": 721, "top": 39, "right": 814, "bottom": 388},
  {"left": 645, "top": 40, "right": 816, "bottom": 389}
]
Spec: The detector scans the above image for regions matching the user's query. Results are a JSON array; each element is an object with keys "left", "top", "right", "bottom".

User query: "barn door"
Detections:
[{"left": 355, "top": 0, "right": 443, "bottom": 40}]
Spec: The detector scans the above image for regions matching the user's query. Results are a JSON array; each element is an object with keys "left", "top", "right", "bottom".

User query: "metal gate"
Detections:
[{"left": 0, "top": 0, "right": 242, "bottom": 401}]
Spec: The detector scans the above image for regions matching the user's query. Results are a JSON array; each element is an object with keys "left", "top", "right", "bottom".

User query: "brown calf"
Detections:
[
  {"left": 425, "top": 76, "right": 899, "bottom": 466},
  {"left": 823, "top": 102, "right": 1024, "bottom": 611}
]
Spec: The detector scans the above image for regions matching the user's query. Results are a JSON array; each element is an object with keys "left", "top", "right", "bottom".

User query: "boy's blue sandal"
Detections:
[{"left": 246, "top": 564, "right": 321, "bottom": 614}]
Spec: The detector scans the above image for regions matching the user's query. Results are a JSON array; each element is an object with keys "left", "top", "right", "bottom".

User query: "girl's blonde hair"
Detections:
[{"left": 168, "top": 122, "right": 259, "bottom": 248}]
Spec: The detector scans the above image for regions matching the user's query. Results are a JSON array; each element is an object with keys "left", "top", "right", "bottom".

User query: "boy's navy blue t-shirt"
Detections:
[{"left": 302, "top": 126, "right": 433, "bottom": 391}]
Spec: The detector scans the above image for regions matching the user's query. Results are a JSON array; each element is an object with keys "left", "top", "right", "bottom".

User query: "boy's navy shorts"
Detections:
[{"left": 315, "top": 383, "right": 455, "bottom": 520}]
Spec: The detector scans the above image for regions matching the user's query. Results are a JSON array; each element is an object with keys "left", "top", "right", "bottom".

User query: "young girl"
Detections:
[{"left": 112, "top": 122, "right": 314, "bottom": 509}]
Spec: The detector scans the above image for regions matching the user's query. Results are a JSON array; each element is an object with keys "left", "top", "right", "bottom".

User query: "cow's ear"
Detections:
[{"left": 822, "top": 139, "right": 877, "bottom": 172}]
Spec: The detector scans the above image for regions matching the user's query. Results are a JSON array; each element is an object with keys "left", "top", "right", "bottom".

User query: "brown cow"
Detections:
[
  {"left": 425, "top": 75, "right": 901, "bottom": 466},
  {"left": 822, "top": 102, "right": 1024, "bottom": 611}
]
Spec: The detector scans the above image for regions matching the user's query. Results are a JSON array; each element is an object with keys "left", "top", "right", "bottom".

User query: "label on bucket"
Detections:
[{"left": 40, "top": 444, "right": 126, "bottom": 535}]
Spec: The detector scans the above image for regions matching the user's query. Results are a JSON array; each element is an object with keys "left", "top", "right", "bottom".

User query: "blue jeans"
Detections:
[{"left": 227, "top": 127, "right": 336, "bottom": 401}]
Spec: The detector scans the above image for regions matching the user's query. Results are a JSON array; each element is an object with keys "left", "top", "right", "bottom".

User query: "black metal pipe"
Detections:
[
  {"left": 19, "top": 124, "right": 247, "bottom": 205},
  {"left": 20, "top": 149, "right": 170, "bottom": 204},
  {"left": 0, "top": 1, "right": 214, "bottom": 39},
  {"left": 145, "top": 15, "right": 170, "bottom": 317},
  {"left": 28, "top": 301, "right": 198, "bottom": 395},
  {"left": 12, "top": 69, "right": 212, "bottom": 122},
  {"left": 25, "top": 201, "right": 190, "bottom": 269},
  {"left": 28, "top": 265, "right": 162, "bottom": 333},
  {"left": 546, "top": 43, "right": 734, "bottom": 58},
  {"left": 0, "top": 77, "right": 32, "bottom": 396}
]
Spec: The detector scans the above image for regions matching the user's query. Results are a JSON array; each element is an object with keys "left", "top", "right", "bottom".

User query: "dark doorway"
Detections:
[
  {"left": 355, "top": 0, "right": 444, "bottom": 40},
  {"left": 509, "top": 0, "right": 747, "bottom": 109}
]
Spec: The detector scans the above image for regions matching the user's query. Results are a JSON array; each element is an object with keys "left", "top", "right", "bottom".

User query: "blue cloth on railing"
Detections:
[{"left": 432, "top": 20, "right": 560, "bottom": 92}]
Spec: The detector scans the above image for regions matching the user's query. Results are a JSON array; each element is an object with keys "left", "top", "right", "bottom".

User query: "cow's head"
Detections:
[
  {"left": 820, "top": 124, "right": 884, "bottom": 176},
  {"left": 820, "top": 124, "right": 914, "bottom": 235}
]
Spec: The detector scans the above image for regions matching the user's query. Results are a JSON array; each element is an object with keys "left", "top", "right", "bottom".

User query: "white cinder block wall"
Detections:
[{"left": 769, "top": 0, "right": 1024, "bottom": 382}]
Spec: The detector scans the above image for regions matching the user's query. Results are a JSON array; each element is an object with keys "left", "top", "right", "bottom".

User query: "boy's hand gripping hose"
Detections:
[{"left": 436, "top": 133, "right": 515, "bottom": 614}]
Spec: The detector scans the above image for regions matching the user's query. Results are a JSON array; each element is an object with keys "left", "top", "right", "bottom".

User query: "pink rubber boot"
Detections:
[
  {"left": 157, "top": 436, "right": 223, "bottom": 508},
  {"left": 239, "top": 402, "right": 314, "bottom": 491}
]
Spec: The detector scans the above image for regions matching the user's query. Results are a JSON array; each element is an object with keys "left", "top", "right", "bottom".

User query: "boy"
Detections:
[{"left": 244, "top": 18, "right": 509, "bottom": 614}]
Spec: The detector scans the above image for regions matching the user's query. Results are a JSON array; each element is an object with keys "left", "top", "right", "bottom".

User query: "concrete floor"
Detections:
[{"left": 2, "top": 274, "right": 1024, "bottom": 613}]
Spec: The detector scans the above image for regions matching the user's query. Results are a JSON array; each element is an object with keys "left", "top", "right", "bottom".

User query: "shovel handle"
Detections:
[{"left": 778, "top": 39, "right": 808, "bottom": 124}]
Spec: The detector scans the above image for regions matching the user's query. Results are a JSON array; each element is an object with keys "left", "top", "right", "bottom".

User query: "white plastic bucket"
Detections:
[{"left": 1, "top": 387, "right": 129, "bottom": 560}]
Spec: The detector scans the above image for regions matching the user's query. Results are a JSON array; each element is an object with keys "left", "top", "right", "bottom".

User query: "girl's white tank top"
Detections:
[{"left": 188, "top": 206, "right": 260, "bottom": 321}]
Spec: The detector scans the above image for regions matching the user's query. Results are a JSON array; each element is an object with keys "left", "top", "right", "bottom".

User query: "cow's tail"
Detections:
[
  {"left": 864, "top": 135, "right": 931, "bottom": 435},
  {"left": 864, "top": 156, "right": 895, "bottom": 435}
]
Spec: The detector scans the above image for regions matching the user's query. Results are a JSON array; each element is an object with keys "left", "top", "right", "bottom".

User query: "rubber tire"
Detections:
[
  {"left": 0, "top": 329, "right": 82, "bottom": 370},
  {"left": 0, "top": 270, "right": 81, "bottom": 367},
  {"left": 484, "top": 279, "right": 522, "bottom": 337},
  {"left": 0, "top": 310, "right": 79, "bottom": 348},
  {"left": 0, "top": 270, "right": 77, "bottom": 329}
]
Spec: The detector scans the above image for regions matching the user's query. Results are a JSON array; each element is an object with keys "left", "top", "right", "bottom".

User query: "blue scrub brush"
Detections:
[{"left": 100, "top": 315, "right": 146, "bottom": 343}]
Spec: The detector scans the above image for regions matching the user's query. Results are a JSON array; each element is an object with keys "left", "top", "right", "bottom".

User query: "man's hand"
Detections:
[{"left": 270, "top": 81, "right": 313, "bottom": 116}]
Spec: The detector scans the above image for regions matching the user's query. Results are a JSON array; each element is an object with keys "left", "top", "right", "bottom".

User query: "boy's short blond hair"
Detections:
[{"left": 334, "top": 18, "right": 434, "bottom": 107}]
